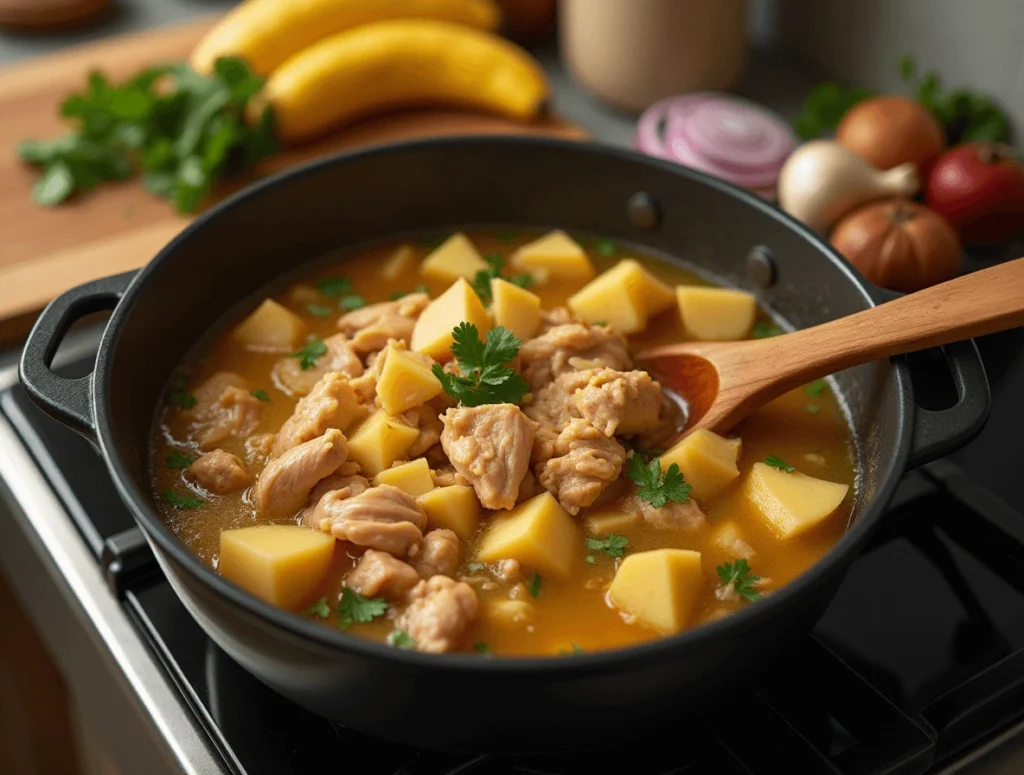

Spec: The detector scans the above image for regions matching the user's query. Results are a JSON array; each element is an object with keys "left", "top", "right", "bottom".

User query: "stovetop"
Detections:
[{"left": 3, "top": 349, "right": 1024, "bottom": 775}]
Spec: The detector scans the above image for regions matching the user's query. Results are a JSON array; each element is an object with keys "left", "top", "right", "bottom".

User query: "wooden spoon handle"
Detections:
[{"left": 785, "top": 257, "right": 1024, "bottom": 376}]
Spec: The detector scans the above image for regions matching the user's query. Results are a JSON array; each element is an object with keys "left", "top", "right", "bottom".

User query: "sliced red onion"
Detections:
[{"left": 633, "top": 93, "right": 796, "bottom": 193}]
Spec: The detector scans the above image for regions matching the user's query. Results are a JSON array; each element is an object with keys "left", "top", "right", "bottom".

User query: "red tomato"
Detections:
[{"left": 925, "top": 143, "right": 1024, "bottom": 246}]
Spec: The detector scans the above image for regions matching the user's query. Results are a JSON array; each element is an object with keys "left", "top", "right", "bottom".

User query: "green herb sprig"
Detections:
[
  {"left": 304, "top": 597, "right": 331, "bottom": 619},
  {"left": 387, "top": 630, "right": 416, "bottom": 649},
  {"left": 470, "top": 252, "right": 534, "bottom": 305},
  {"left": 166, "top": 450, "right": 196, "bottom": 469},
  {"left": 717, "top": 559, "right": 763, "bottom": 602},
  {"left": 291, "top": 338, "right": 327, "bottom": 370},
  {"left": 432, "top": 323, "right": 529, "bottom": 407},
  {"left": 625, "top": 455, "right": 691, "bottom": 508},
  {"left": 764, "top": 456, "right": 795, "bottom": 473},
  {"left": 900, "top": 55, "right": 1008, "bottom": 143},
  {"left": 336, "top": 588, "right": 388, "bottom": 629},
  {"left": 161, "top": 489, "right": 204, "bottom": 509},
  {"left": 585, "top": 534, "right": 628, "bottom": 559}
]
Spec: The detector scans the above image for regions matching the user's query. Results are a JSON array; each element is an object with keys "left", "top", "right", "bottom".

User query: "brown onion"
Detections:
[
  {"left": 836, "top": 96, "right": 945, "bottom": 171},
  {"left": 830, "top": 199, "right": 961, "bottom": 292}
]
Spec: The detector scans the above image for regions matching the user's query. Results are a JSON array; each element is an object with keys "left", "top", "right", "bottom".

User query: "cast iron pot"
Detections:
[{"left": 19, "top": 137, "right": 991, "bottom": 753}]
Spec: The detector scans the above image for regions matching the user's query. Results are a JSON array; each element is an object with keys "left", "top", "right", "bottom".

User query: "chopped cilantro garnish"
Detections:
[
  {"left": 305, "top": 303, "right": 333, "bottom": 317},
  {"left": 585, "top": 533, "right": 628, "bottom": 558},
  {"left": 166, "top": 450, "right": 195, "bottom": 469},
  {"left": 528, "top": 572, "right": 542, "bottom": 598},
  {"left": 431, "top": 323, "right": 529, "bottom": 407},
  {"left": 626, "top": 455, "right": 691, "bottom": 507},
  {"left": 752, "top": 321, "right": 782, "bottom": 339},
  {"left": 469, "top": 252, "right": 534, "bottom": 303},
  {"left": 804, "top": 380, "right": 827, "bottom": 397},
  {"left": 338, "top": 295, "right": 365, "bottom": 311},
  {"left": 593, "top": 237, "right": 617, "bottom": 256},
  {"left": 717, "top": 559, "right": 763, "bottom": 602},
  {"left": 387, "top": 629, "right": 416, "bottom": 649},
  {"left": 316, "top": 277, "right": 352, "bottom": 297},
  {"left": 161, "top": 489, "right": 204, "bottom": 509},
  {"left": 304, "top": 597, "right": 330, "bottom": 618},
  {"left": 764, "top": 456, "right": 795, "bottom": 472},
  {"left": 336, "top": 588, "right": 388, "bottom": 629},
  {"left": 290, "top": 338, "right": 327, "bottom": 370},
  {"left": 251, "top": 389, "right": 270, "bottom": 402}
]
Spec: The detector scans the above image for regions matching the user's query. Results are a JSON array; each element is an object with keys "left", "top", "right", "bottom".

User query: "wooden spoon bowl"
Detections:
[{"left": 638, "top": 257, "right": 1024, "bottom": 447}]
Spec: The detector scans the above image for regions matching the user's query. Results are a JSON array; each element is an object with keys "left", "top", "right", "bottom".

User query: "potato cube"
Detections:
[
  {"left": 219, "top": 525, "right": 335, "bottom": 611},
  {"left": 232, "top": 299, "right": 307, "bottom": 352},
  {"left": 286, "top": 284, "right": 320, "bottom": 307},
  {"left": 346, "top": 410, "right": 419, "bottom": 476},
  {"left": 567, "top": 259, "right": 674, "bottom": 334},
  {"left": 583, "top": 507, "right": 638, "bottom": 536},
  {"left": 380, "top": 244, "right": 417, "bottom": 281},
  {"left": 475, "top": 492, "right": 579, "bottom": 580},
  {"left": 745, "top": 462, "right": 850, "bottom": 539},
  {"left": 660, "top": 429, "right": 742, "bottom": 503},
  {"left": 510, "top": 229, "right": 595, "bottom": 281},
  {"left": 373, "top": 458, "right": 434, "bottom": 497},
  {"left": 420, "top": 232, "right": 488, "bottom": 283},
  {"left": 675, "top": 286, "right": 757, "bottom": 341},
  {"left": 410, "top": 278, "right": 492, "bottom": 360},
  {"left": 416, "top": 485, "right": 481, "bottom": 540},
  {"left": 375, "top": 344, "right": 443, "bottom": 414},
  {"left": 482, "top": 598, "right": 534, "bottom": 627},
  {"left": 491, "top": 278, "right": 541, "bottom": 340},
  {"left": 608, "top": 549, "right": 704, "bottom": 634},
  {"left": 711, "top": 520, "right": 754, "bottom": 559}
]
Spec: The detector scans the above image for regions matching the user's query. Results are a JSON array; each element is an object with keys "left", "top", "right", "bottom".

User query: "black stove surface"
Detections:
[{"left": 4, "top": 357, "right": 1024, "bottom": 775}]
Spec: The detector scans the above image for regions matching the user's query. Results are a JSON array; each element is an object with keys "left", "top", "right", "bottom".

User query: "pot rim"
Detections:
[{"left": 93, "top": 135, "right": 912, "bottom": 673}]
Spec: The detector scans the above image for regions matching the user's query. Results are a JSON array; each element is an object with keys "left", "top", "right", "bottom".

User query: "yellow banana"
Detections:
[
  {"left": 262, "top": 20, "right": 549, "bottom": 143},
  {"left": 191, "top": 0, "right": 501, "bottom": 76}
]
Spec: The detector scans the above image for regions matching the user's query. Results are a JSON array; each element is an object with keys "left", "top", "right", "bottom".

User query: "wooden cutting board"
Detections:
[{"left": 0, "top": 17, "right": 587, "bottom": 345}]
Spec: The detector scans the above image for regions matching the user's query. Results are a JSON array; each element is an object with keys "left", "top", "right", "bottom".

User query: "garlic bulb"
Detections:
[{"left": 777, "top": 140, "right": 920, "bottom": 233}]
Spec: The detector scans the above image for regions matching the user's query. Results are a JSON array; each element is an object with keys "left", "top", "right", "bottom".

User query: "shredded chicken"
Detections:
[
  {"left": 560, "top": 368, "right": 663, "bottom": 437},
  {"left": 538, "top": 419, "right": 626, "bottom": 515},
  {"left": 440, "top": 404, "right": 538, "bottom": 510},
  {"left": 186, "top": 449, "right": 251, "bottom": 494},
  {"left": 519, "top": 323, "right": 632, "bottom": 393},
  {"left": 273, "top": 372, "right": 366, "bottom": 457},
  {"left": 272, "top": 334, "right": 363, "bottom": 397},
  {"left": 397, "top": 576, "right": 478, "bottom": 654},
  {"left": 337, "top": 293, "right": 430, "bottom": 354},
  {"left": 298, "top": 472, "right": 370, "bottom": 529},
  {"left": 184, "top": 372, "right": 265, "bottom": 451},
  {"left": 400, "top": 404, "right": 444, "bottom": 459},
  {"left": 431, "top": 465, "right": 468, "bottom": 488},
  {"left": 254, "top": 429, "right": 348, "bottom": 518},
  {"left": 346, "top": 550, "right": 421, "bottom": 601},
  {"left": 523, "top": 380, "right": 579, "bottom": 466},
  {"left": 410, "top": 529, "right": 461, "bottom": 579},
  {"left": 312, "top": 484, "right": 426, "bottom": 556}
]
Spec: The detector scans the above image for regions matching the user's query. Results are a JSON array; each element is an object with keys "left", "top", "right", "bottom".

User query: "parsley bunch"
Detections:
[
  {"left": 432, "top": 323, "right": 529, "bottom": 407},
  {"left": 625, "top": 454, "right": 691, "bottom": 508},
  {"left": 900, "top": 55, "right": 1008, "bottom": 143},
  {"left": 470, "top": 252, "right": 534, "bottom": 305},
  {"left": 18, "top": 57, "right": 275, "bottom": 212}
]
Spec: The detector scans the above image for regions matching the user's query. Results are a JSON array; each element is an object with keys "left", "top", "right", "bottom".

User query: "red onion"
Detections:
[{"left": 633, "top": 93, "right": 796, "bottom": 196}]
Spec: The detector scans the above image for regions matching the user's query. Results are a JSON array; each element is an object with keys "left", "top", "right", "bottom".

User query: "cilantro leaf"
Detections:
[
  {"left": 469, "top": 252, "right": 535, "bottom": 304},
  {"left": 166, "top": 450, "right": 195, "bottom": 469},
  {"left": 593, "top": 237, "right": 617, "bottom": 257},
  {"left": 251, "top": 389, "right": 270, "bottom": 402},
  {"left": 752, "top": 322, "right": 782, "bottom": 339},
  {"left": 316, "top": 277, "right": 352, "bottom": 297},
  {"left": 304, "top": 597, "right": 331, "bottom": 618},
  {"left": 387, "top": 629, "right": 416, "bottom": 649},
  {"left": 432, "top": 323, "right": 528, "bottom": 407},
  {"left": 585, "top": 533, "right": 628, "bottom": 558},
  {"left": 717, "top": 559, "right": 763, "bottom": 602},
  {"left": 764, "top": 456, "right": 795, "bottom": 472},
  {"left": 161, "top": 489, "right": 204, "bottom": 509},
  {"left": 804, "top": 380, "right": 827, "bottom": 397},
  {"left": 336, "top": 588, "right": 388, "bottom": 629},
  {"left": 290, "top": 338, "right": 327, "bottom": 370},
  {"left": 338, "top": 295, "right": 366, "bottom": 311},
  {"left": 528, "top": 572, "right": 542, "bottom": 598},
  {"left": 509, "top": 273, "right": 535, "bottom": 289},
  {"left": 305, "top": 303, "right": 332, "bottom": 317},
  {"left": 626, "top": 455, "right": 691, "bottom": 508}
]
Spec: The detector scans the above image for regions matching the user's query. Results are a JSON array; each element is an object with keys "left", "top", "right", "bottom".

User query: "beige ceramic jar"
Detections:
[{"left": 560, "top": 0, "right": 748, "bottom": 112}]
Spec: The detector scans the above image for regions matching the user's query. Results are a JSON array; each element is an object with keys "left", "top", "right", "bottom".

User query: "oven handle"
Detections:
[{"left": 19, "top": 272, "right": 136, "bottom": 441}]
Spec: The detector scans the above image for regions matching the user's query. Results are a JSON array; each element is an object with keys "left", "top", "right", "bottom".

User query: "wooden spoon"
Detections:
[{"left": 637, "top": 257, "right": 1024, "bottom": 445}]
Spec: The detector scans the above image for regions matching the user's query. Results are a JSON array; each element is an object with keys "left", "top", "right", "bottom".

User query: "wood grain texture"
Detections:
[
  {"left": 0, "top": 16, "right": 586, "bottom": 344},
  {"left": 641, "top": 257, "right": 1024, "bottom": 440}
]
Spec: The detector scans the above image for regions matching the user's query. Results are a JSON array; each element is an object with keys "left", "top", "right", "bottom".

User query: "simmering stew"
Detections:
[{"left": 151, "top": 231, "right": 855, "bottom": 656}]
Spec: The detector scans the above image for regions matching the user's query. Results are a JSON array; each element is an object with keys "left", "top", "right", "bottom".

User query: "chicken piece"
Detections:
[
  {"left": 524, "top": 380, "right": 580, "bottom": 466},
  {"left": 539, "top": 306, "right": 572, "bottom": 332},
  {"left": 298, "top": 472, "right": 371, "bottom": 529},
  {"left": 273, "top": 373, "right": 367, "bottom": 457},
  {"left": 185, "top": 449, "right": 251, "bottom": 494},
  {"left": 399, "top": 404, "right": 444, "bottom": 459},
  {"left": 440, "top": 405, "right": 538, "bottom": 510},
  {"left": 254, "top": 429, "right": 348, "bottom": 518},
  {"left": 628, "top": 494, "right": 708, "bottom": 532},
  {"left": 516, "top": 469, "right": 542, "bottom": 504},
  {"left": 397, "top": 576, "right": 478, "bottom": 654},
  {"left": 337, "top": 293, "right": 430, "bottom": 354},
  {"left": 519, "top": 323, "right": 632, "bottom": 393},
  {"left": 346, "top": 550, "right": 421, "bottom": 601},
  {"left": 312, "top": 484, "right": 426, "bottom": 556},
  {"left": 633, "top": 394, "right": 687, "bottom": 452},
  {"left": 538, "top": 419, "right": 625, "bottom": 515},
  {"left": 560, "top": 368, "right": 663, "bottom": 437},
  {"left": 410, "top": 529, "right": 461, "bottom": 579},
  {"left": 183, "top": 372, "right": 265, "bottom": 451},
  {"left": 244, "top": 433, "right": 276, "bottom": 466},
  {"left": 431, "top": 465, "right": 468, "bottom": 488},
  {"left": 272, "top": 334, "right": 364, "bottom": 398}
]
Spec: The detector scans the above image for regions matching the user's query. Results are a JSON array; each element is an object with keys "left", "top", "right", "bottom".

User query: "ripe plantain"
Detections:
[
  {"left": 191, "top": 0, "right": 501, "bottom": 76},
  {"left": 260, "top": 20, "right": 549, "bottom": 143}
]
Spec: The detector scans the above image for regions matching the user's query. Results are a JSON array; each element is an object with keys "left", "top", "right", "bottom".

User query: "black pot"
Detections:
[{"left": 18, "top": 137, "right": 991, "bottom": 753}]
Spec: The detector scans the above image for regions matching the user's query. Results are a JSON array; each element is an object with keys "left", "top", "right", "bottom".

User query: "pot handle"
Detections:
[
  {"left": 19, "top": 272, "right": 136, "bottom": 440},
  {"left": 906, "top": 339, "right": 991, "bottom": 469}
]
